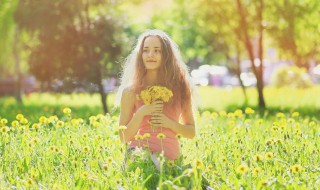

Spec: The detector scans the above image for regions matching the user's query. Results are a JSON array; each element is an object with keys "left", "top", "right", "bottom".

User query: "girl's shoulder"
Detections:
[{"left": 122, "top": 86, "right": 136, "bottom": 97}]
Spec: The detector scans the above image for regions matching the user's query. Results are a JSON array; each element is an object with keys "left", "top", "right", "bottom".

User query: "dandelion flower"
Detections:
[
  {"left": 1, "top": 118, "right": 8, "bottom": 125},
  {"left": 195, "top": 159, "right": 204, "bottom": 169},
  {"left": 167, "top": 160, "right": 175, "bottom": 168},
  {"left": 265, "top": 152, "right": 274, "bottom": 160},
  {"left": 142, "top": 133, "right": 151, "bottom": 139},
  {"left": 118, "top": 125, "right": 127, "bottom": 130},
  {"left": 253, "top": 154, "right": 263, "bottom": 162},
  {"left": 57, "top": 121, "right": 64, "bottom": 128},
  {"left": 106, "top": 156, "right": 113, "bottom": 164},
  {"left": 16, "top": 114, "right": 24, "bottom": 120},
  {"left": 20, "top": 118, "right": 28, "bottom": 125},
  {"left": 157, "top": 133, "right": 166, "bottom": 139},
  {"left": 176, "top": 133, "right": 183, "bottom": 139},
  {"left": 291, "top": 112, "right": 299, "bottom": 117},
  {"left": 252, "top": 167, "right": 262, "bottom": 176},
  {"left": 82, "top": 146, "right": 90, "bottom": 153},
  {"left": 245, "top": 107, "right": 255, "bottom": 114},
  {"left": 236, "top": 164, "right": 249, "bottom": 174},
  {"left": 63, "top": 107, "right": 71, "bottom": 114},
  {"left": 11, "top": 120, "right": 19, "bottom": 127},
  {"left": 290, "top": 164, "right": 303, "bottom": 173},
  {"left": 134, "top": 134, "right": 143, "bottom": 140}
]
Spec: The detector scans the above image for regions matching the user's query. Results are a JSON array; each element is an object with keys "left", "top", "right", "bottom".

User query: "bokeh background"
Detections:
[{"left": 1, "top": 0, "right": 320, "bottom": 120}]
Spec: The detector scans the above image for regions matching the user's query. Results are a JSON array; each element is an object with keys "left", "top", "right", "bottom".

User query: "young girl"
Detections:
[{"left": 116, "top": 29, "right": 196, "bottom": 163}]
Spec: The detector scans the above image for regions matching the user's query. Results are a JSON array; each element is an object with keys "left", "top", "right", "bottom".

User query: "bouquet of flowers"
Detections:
[
  {"left": 137, "top": 86, "right": 173, "bottom": 132},
  {"left": 136, "top": 86, "right": 173, "bottom": 105}
]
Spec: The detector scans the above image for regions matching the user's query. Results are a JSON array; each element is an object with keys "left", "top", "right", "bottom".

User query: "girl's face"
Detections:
[{"left": 142, "top": 36, "right": 162, "bottom": 70}]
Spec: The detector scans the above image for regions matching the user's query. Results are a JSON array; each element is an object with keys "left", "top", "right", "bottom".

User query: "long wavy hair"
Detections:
[{"left": 116, "top": 29, "right": 196, "bottom": 110}]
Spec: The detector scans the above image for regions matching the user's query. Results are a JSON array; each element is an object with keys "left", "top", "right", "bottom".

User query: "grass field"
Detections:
[{"left": 0, "top": 86, "right": 319, "bottom": 189}]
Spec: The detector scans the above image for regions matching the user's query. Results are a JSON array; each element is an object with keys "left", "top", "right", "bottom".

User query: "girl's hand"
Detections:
[
  {"left": 150, "top": 113, "right": 172, "bottom": 128},
  {"left": 137, "top": 100, "right": 163, "bottom": 117}
]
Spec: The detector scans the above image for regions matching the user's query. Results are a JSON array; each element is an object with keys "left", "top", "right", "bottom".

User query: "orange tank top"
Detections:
[{"left": 129, "top": 98, "right": 181, "bottom": 160}]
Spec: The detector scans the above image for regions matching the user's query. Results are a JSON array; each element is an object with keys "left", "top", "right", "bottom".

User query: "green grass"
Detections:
[
  {"left": 1, "top": 86, "right": 320, "bottom": 122},
  {"left": 0, "top": 86, "right": 320, "bottom": 189}
]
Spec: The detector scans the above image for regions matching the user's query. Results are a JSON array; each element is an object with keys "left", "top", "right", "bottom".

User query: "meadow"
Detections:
[{"left": 0, "top": 86, "right": 319, "bottom": 189}]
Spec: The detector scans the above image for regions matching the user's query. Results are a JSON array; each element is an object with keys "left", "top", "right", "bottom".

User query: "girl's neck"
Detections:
[{"left": 145, "top": 70, "right": 159, "bottom": 86}]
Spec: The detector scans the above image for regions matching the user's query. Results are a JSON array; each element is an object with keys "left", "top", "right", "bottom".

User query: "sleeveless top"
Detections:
[{"left": 129, "top": 98, "right": 181, "bottom": 160}]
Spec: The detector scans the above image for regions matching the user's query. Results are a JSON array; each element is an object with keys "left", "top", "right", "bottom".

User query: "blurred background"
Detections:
[{"left": 0, "top": 0, "right": 320, "bottom": 120}]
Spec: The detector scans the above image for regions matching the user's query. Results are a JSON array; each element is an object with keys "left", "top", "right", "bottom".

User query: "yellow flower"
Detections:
[
  {"left": 253, "top": 154, "right": 263, "bottom": 162},
  {"left": 63, "top": 107, "right": 71, "bottom": 114},
  {"left": 142, "top": 133, "right": 151, "bottom": 139},
  {"left": 265, "top": 152, "right": 274, "bottom": 160},
  {"left": 252, "top": 167, "right": 262, "bottom": 176},
  {"left": 57, "top": 121, "right": 64, "bottom": 128},
  {"left": 20, "top": 118, "right": 28, "bottom": 125},
  {"left": 11, "top": 120, "right": 19, "bottom": 127},
  {"left": 118, "top": 125, "right": 127, "bottom": 130},
  {"left": 1, "top": 118, "right": 8, "bottom": 125},
  {"left": 290, "top": 164, "right": 303, "bottom": 173},
  {"left": 157, "top": 133, "right": 166, "bottom": 139},
  {"left": 234, "top": 109, "right": 243, "bottom": 117},
  {"left": 82, "top": 146, "right": 90, "bottom": 153},
  {"left": 236, "top": 164, "right": 249, "bottom": 174},
  {"left": 176, "top": 133, "right": 183, "bottom": 139},
  {"left": 245, "top": 107, "right": 255, "bottom": 114},
  {"left": 16, "top": 114, "right": 24, "bottom": 120},
  {"left": 39, "top": 116, "right": 48, "bottom": 124},
  {"left": 134, "top": 134, "right": 143, "bottom": 140},
  {"left": 219, "top": 111, "right": 227, "bottom": 117},
  {"left": 195, "top": 159, "right": 204, "bottom": 169},
  {"left": 32, "top": 123, "right": 40, "bottom": 130},
  {"left": 25, "top": 178, "right": 33, "bottom": 186},
  {"left": 309, "top": 121, "right": 316, "bottom": 127},
  {"left": 92, "top": 121, "right": 101, "bottom": 127},
  {"left": 1, "top": 126, "right": 10, "bottom": 134},
  {"left": 291, "top": 112, "right": 299, "bottom": 117},
  {"left": 106, "top": 156, "right": 113, "bottom": 164},
  {"left": 167, "top": 160, "right": 175, "bottom": 168},
  {"left": 276, "top": 112, "right": 285, "bottom": 118}
]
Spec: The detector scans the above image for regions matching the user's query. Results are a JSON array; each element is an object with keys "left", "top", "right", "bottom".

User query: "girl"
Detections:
[{"left": 116, "top": 29, "right": 196, "bottom": 163}]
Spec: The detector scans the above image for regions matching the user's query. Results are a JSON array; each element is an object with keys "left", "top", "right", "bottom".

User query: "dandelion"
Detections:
[
  {"left": 25, "top": 178, "right": 33, "bottom": 186},
  {"left": 290, "top": 164, "right": 303, "bottom": 173},
  {"left": 63, "top": 107, "right": 71, "bottom": 114},
  {"left": 157, "top": 133, "right": 166, "bottom": 139},
  {"left": 32, "top": 123, "right": 40, "bottom": 130},
  {"left": 39, "top": 116, "right": 48, "bottom": 124},
  {"left": 219, "top": 111, "right": 227, "bottom": 117},
  {"left": 309, "top": 121, "right": 316, "bottom": 127},
  {"left": 292, "top": 112, "right": 299, "bottom": 117},
  {"left": 92, "top": 121, "right": 101, "bottom": 127},
  {"left": 134, "top": 134, "right": 143, "bottom": 140},
  {"left": 82, "top": 171, "right": 89, "bottom": 178},
  {"left": 195, "top": 159, "right": 204, "bottom": 169},
  {"left": 20, "top": 118, "right": 28, "bottom": 125},
  {"left": 236, "top": 164, "right": 249, "bottom": 174},
  {"left": 82, "top": 133, "right": 88, "bottom": 138},
  {"left": 11, "top": 120, "right": 19, "bottom": 127},
  {"left": 118, "top": 125, "right": 127, "bottom": 130},
  {"left": 167, "top": 160, "right": 175, "bottom": 168},
  {"left": 16, "top": 114, "right": 24, "bottom": 120},
  {"left": 287, "top": 118, "right": 295, "bottom": 123},
  {"left": 57, "top": 121, "right": 64, "bottom": 128},
  {"left": 82, "top": 146, "right": 90, "bottom": 153},
  {"left": 265, "top": 152, "right": 274, "bottom": 160},
  {"left": 253, "top": 154, "right": 263, "bottom": 162},
  {"left": 1, "top": 126, "right": 10, "bottom": 134},
  {"left": 176, "top": 133, "right": 183, "bottom": 139},
  {"left": 1, "top": 118, "right": 8, "bottom": 125},
  {"left": 245, "top": 107, "right": 255, "bottom": 114},
  {"left": 102, "top": 163, "right": 108, "bottom": 170},
  {"left": 276, "top": 112, "right": 285, "bottom": 118},
  {"left": 142, "top": 133, "right": 151, "bottom": 139},
  {"left": 106, "top": 156, "right": 113, "bottom": 164},
  {"left": 234, "top": 109, "right": 243, "bottom": 117},
  {"left": 252, "top": 167, "right": 262, "bottom": 176}
]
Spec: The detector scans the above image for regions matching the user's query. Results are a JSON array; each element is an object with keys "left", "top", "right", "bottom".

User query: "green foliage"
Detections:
[{"left": 271, "top": 66, "right": 313, "bottom": 88}]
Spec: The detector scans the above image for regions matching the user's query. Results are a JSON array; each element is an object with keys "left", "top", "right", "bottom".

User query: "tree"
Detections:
[
  {"left": 14, "top": 0, "right": 124, "bottom": 113},
  {"left": 266, "top": 0, "right": 320, "bottom": 68}
]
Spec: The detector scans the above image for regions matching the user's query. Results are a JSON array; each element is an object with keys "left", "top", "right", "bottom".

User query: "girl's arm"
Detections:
[
  {"left": 151, "top": 97, "right": 196, "bottom": 139},
  {"left": 119, "top": 88, "right": 163, "bottom": 143}
]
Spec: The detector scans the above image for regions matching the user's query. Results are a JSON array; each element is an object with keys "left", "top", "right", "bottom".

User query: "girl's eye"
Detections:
[
  {"left": 155, "top": 50, "right": 161, "bottom": 53},
  {"left": 143, "top": 50, "right": 148, "bottom": 53}
]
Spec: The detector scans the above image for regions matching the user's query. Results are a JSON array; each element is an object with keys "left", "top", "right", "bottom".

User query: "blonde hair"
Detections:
[{"left": 116, "top": 29, "right": 196, "bottom": 110}]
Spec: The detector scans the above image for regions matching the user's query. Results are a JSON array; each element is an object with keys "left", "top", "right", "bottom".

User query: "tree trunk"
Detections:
[
  {"left": 13, "top": 26, "right": 22, "bottom": 103},
  {"left": 96, "top": 68, "right": 108, "bottom": 114},
  {"left": 235, "top": 47, "right": 248, "bottom": 105},
  {"left": 236, "top": 0, "right": 266, "bottom": 108}
]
